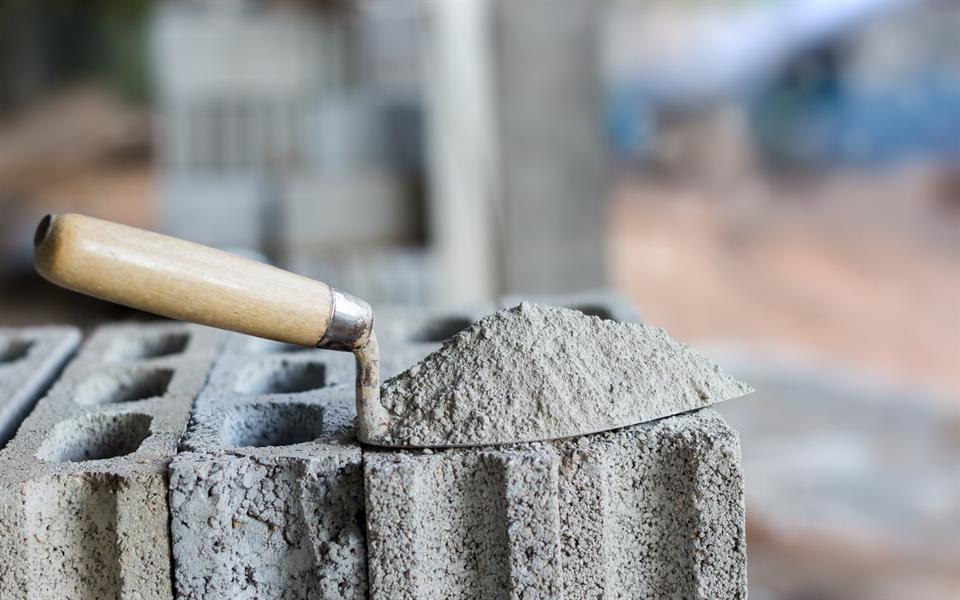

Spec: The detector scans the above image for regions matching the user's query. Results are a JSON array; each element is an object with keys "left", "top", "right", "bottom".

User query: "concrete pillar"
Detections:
[
  {"left": 421, "top": 0, "right": 500, "bottom": 306},
  {"left": 423, "top": 0, "right": 607, "bottom": 303},
  {"left": 493, "top": 0, "right": 607, "bottom": 295}
]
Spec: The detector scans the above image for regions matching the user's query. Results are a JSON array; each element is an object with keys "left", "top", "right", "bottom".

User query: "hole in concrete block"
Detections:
[
  {"left": 246, "top": 338, "right": 313, "bottom": 354},
  {"left": 36, "top": 413, "right": 152, "bottom": 462},
  {"left": 75, "top": 368, "right": 174, "bottom": 405},
  {"left": 106, "top": 331, "right": 190, "bottom": 361},
  {"left": 411, "top": 317, "right": 474, "bottom": 343},
  {"left": 220, "top": 403, "right": 326, "bottom": 448},
  {"left": 570, "top": 304, "right": 615, "bottom": 321},
  {"left": 0, "top": 338, "right": 33, "bottom": 364},
  {"left": 234, "top": 361, "right": 327, "bottom": 395}
]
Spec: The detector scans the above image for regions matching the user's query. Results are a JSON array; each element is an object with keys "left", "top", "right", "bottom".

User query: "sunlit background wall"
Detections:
[{"left": 0, "top": 1, "right": 957, "bottom": 598}]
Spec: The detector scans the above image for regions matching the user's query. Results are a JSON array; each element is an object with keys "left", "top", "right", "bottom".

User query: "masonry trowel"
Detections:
[{"left": 34, "top": 213, "right": 752, "bottom": 449}]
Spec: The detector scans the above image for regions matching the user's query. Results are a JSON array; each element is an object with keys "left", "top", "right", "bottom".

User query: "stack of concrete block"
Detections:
[
  {"left": 0, "top": 322, "right": 221, "bottom": 599},
  {"left": 169, "top": 335, "right": 368, "bottom": 600},
  {"left": 0, "top": 292, "right": 746, "bottom": 599},
  {"left": 0, "top": 325, "right": 80, "bottom": 448}
]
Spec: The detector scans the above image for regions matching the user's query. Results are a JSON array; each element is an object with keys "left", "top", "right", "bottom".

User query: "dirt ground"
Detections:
[{"left": 609, "top": 169, "right": 960, "bottom": 400}]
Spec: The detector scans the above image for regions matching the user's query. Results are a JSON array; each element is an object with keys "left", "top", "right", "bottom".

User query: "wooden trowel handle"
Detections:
[{"left": 33, "top": 213, "right": 373, "bottom": 350}]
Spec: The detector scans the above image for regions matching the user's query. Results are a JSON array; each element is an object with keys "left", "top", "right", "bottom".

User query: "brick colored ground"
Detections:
[{"left": 609, "top": 170, "right": 960, "bottom": 399}]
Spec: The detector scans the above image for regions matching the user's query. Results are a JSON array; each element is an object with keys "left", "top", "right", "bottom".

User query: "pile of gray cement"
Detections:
[{"left": 378, "top": 303, "right": 752, "bottom": 446}]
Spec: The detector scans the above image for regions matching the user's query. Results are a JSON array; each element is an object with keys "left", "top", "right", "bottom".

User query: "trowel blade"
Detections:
[{"left": 358, "top": 303, "right": 752, "bottom": 449}]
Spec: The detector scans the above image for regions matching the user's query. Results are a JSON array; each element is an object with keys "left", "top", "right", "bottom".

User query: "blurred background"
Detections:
[{"left": 0, "top": 0, "right": 957, "bottom": 597}]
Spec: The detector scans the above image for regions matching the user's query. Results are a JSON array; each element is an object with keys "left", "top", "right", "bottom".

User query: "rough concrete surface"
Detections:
[
  {"left": 365, "top": 445, "right": 562, "bottom": 600},
  {"left": 378, "top": 302, "right": 752, "bottom": 446},
  {"left": 0, "top": 322, "right": 221, "bottom": 600},
  {"left": 0, "top": 325, "right": 80, "bottom": 448},
  {"left": 556, "top": 409, "right": 746, "bottom": 599},
  {"left": 365, "top": 408, "right": 746, "bottom": 599},
  {"left": 170, "top": 334, "right": 375, "bottom": 600}
]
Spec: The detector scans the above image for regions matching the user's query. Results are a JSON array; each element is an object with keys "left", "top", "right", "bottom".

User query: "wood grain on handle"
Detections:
[{"left": 34, "top": 213, "right": 333, "bottom": 347}]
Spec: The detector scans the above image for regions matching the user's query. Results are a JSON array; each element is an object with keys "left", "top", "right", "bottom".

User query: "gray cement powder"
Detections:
[{"left": 377, "top": 303, "right": 753, "bottom": 447}]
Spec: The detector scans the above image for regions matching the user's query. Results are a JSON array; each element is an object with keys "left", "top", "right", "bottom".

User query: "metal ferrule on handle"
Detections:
[{"left": 319, "top": 289, "right": 374, "bottom": 351}]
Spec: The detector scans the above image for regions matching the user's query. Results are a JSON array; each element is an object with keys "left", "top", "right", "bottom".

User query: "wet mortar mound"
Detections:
[{"left": 376, "top": 303, "right": 753, "bottom": 447}]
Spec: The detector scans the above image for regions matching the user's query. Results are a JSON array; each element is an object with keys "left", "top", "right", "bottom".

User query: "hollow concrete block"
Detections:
[
  {"left": 0, "top": 325, "right": 80, "bottom": 448},
  {"left": 555, "top": 409, "right": 746, "bottom": 599},
  {"left": 365, "top": 445, "right": 563, "bottom": 599},
  {"left": 0, "top": 322, "right": 222, "bottom": 600},
  {"left": 170, "top": 442, "right": 365, "bottom": 600},
  {"left": 170, "top": 334, "right": 369, "bottom": 600},
  {"left": 374, "top": 304, "right": 494, "bottom": 346},
  {"left": 365, "top": 409, "right": 746, "bottom": 600}
]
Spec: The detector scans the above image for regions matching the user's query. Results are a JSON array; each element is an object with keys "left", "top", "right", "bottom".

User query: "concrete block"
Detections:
[
  {"left": 365, "top": 408, "right": 746, "bottom": 599},
  {"left": 170, "top": 443, "right": 365, "bottom": 600},
  {"left": 286, "top": 170, "right": 413, "bottom": 249},
  {"left": 0, "top": 325, "right": 80, "bottom": 448},
  {"left": 375, "top": 304, "right": 494, "bottom": 345},
  {"left": 170, "top": 334, "right": 368, "bottom": 600},
  {"left": 157, "top": 174, "right": 264, "bottom": 250},
  {"left": 499, "top": 289, "right": 642, "bottom": 323},
  {"left": 555, "top": 409, "right": 746, "bottom": 599},
  {"left": 285, "top": 248, "right": 437, "bottom": 311},
  {"left": 365, "top": 445, "right": 562, "bottom": 599},
  {"left": 181, "top": 333, "right": 362, "bottom": 452},
  {"left": 0, "top": 322, "right": 221, "bottom": 600}
]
